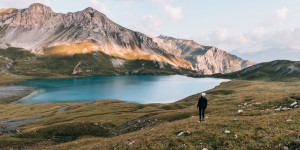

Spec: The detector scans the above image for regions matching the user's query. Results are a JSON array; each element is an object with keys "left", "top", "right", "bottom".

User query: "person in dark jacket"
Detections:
[{"left": 197, "top": 93, "right": 207, "bottom": 122}]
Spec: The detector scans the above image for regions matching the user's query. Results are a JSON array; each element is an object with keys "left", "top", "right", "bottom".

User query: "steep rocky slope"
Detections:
[
  {"left": 0, "top": 3, "right": 254, "bottom": 76},
  {"left": 154, "top": 35, "right": 255, "bottom": 74},
  {"left": 0, "top": 3, "right": 191, "bottom": 74}
]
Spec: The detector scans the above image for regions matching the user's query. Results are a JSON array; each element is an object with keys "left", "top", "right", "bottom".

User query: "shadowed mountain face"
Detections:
[{"left": 153, "top": 35, "right": 255, "bottom": 75}]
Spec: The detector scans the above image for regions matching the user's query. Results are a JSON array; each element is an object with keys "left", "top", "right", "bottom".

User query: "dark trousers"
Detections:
[{"left": 199, "top": 107, "right": 206, "bottom": 120}]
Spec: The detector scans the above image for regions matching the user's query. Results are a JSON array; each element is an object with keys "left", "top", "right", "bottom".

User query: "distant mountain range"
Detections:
[
  {"left": 231, "top": 47, "right": 300, "bottom": 63},
  {"left": 0, "top": 3, "right": 254, "bottom": 76}
]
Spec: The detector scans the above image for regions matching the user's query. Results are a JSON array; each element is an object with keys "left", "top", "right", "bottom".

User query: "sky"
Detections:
[{"left": 0, "top": 0, "right": 300, "bottom": 53}]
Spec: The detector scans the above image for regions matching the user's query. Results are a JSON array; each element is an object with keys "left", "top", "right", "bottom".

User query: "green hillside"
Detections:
[
  {"left": 0, "top": 48, "right": 195, "bottom": 78},
  {"left": 0, "top": 80, "right": 299, "bottom": 149},
  {"left": 211, "top": 60, "right": 300, "bottom": 81}
]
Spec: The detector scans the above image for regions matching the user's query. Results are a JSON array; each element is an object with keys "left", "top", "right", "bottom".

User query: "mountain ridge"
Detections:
[
  {"left": 0, "top": 3, "right": 192, "bottom": 71},
  {"left": 154, "top": 35, "right": 255, "bottom": 74},
  {"left": 0, "top": 3, "right": 254, "bottom": 76}
]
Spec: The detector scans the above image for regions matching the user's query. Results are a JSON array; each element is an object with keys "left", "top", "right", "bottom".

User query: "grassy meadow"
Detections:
[{"left": 0, "top": 80, "right": 299, "bottom": 149}]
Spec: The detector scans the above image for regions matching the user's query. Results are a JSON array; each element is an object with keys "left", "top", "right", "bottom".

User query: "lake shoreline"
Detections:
[
  {"left": 0, "top": 74, "right": 180, "bottom": 104},
  {"left": 0, "top": 86, "right": 34, "bottom": 104},
  {"left": 9, "top": 75, "right": 230, "bottom": 104}
]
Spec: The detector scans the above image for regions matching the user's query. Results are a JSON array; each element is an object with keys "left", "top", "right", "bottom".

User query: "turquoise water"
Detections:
[{"left": 15, "top": 75, "right": 229, "bottom": 104}]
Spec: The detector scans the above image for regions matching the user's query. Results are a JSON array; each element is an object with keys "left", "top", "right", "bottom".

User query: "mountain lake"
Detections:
[{"left": 14, "top": 75, "right": 229, "bottom": 104}]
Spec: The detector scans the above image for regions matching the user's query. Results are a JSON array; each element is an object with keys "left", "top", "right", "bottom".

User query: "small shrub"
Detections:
[
  {"left": 207, "top": 90, "right": 235, "bottom": 95},
  {"left": 160, "top": 104, "right": 186, "bottom": 110}
]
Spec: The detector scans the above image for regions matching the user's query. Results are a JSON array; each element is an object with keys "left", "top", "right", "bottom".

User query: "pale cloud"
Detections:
[
  {"left": 128, "top": 14, "right": 163, "bottom": 36},
  {"left": 262, "top": 6, "right": 290, "bottom": 26},
  {"left": 275, "top": 7, "right": 289, "bottom": 20},
  {"left": 116, "top": 0, "right": 184, "bottom": 20},
  {"left": 90, "top": 0, "right": 113, "bottom": 18},
  {"left": 212, "top": 28, "right": 229, "bottom": 42},
  {"left": 164, "top": 4, "right": 183, "bottom": 20},
  {"left": 191, "top": 6, "right": 300, "bottom": 53},
  {"left": 137, "top": 15, "right": 163, "bottom": 35},
  {"left": 199, "top": 25, "right": 300, "bottom": 53},
  {"left": 0, "top": 0, "right": 50, "bottom": 8},
  {"left": 151, "top": 0, "right": 183, "bottom": 20},
  {"left": 249, "top": 26, "right": 267, "bottom": 39},
  {"left": 265, "top": 27, "right": 300, "bottom": 49}
]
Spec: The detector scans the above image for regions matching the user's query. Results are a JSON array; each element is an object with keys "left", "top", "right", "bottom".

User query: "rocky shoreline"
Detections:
[{"left": 0, "top": 86, "right": 34, "bottom": 103}]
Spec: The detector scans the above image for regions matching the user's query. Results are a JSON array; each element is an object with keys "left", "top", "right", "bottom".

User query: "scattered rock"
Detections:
[
  {"left": 224, "top": 130, "right": 230, "bottom": 134},
  {"left": 274, "top": 106, "right": 282, "bottom": 111},
  {"left": 238, "top": 109, "right": 243, "bottom": 113},
  {"left": 177, "top": 132, "right": 184, "bottom": 136},
  {"left": 290, "top": 101, "right": 297, "bottom": 107},
  {"left": 286, "top": 119, "right": 292, "bottom": 122},
  {"left": 128, "top": 141, "right": 135, "bottom": 146},
  {"left": 199, "top": 139, "right": 203, "bottom": 144},
  {"left": 281, "top": 107, "right": 290, "bottom": 111},
  {"left": 254, "top": 102, "right": 261, "bottom": 105},
  {"left": 273, "top": 106, "right": 290, "bottom": 111},
  {"left": 285, "top": 65, "right": 300, "bottom": 75},
  {"left": 177, "top": 131, "right": 191, "bottom": 136}
]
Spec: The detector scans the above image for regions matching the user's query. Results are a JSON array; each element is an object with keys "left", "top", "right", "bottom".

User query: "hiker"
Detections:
[{"left": 197, "top": 93, "right": 207, "bottom": 122}]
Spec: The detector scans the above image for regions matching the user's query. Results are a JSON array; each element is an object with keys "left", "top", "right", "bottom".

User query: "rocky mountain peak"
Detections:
[
  {"left": 0, "top": 3, "right": 193, "bottom": 70},
  {"left": 27, "top": 3, "right": 53, "bottom": 15},
  {"left": 80, "top": 7, "right": 107, "bottom": 21},
  {"left": 83, "top": 7, "right": 98, "bottom": 13},
  {"left": 158, "top": 35, "right": 175, "bottom": 40}
]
